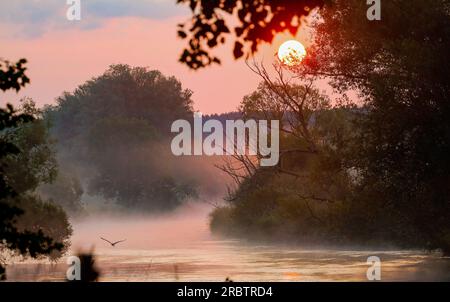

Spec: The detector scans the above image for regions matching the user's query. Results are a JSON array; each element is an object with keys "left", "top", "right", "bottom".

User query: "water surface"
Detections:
[{"left": 6, "top": 204, "right": 450, "bottom": 281}]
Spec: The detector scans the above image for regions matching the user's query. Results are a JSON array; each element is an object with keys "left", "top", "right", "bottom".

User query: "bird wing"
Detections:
[
  {"left": 100, "top": 237, "right": 113, "bottom": 245},
  {"left": 112, "top": 239, "right": 126, "bottom": 245}
]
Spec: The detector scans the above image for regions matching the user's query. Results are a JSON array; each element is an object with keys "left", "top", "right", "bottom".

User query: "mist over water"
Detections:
[
  {"left": 71, "top": 202, "right": 213, "bottom": 251},
  {"left": 6, "top": 201, "right": 450, "bottom": 282}
]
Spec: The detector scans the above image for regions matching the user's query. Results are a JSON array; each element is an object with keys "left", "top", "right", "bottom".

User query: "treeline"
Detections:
[
  {"left": 43, "top": 64, "right": 200, "bottom": 213},
  {"left": 4, "top": 65, "right": 202, "bottom": 218},
  {"left": 210, "top": 0, "right": 450, "bottom": 254},
  {"left": 0, "top": 63, "right": 205, "bottom": 278}
]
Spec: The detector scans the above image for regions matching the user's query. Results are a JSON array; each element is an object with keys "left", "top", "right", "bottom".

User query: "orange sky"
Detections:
[{"left": 1, "top": 13, "right": 313, "bottom": 114}]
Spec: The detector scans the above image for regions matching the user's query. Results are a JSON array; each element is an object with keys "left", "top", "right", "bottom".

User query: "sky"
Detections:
[{"left": 0, "top": 0, "right": 312, "bottom": 114}]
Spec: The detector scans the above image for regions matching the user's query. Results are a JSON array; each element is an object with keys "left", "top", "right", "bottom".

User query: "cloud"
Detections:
[
  {"left": 86, "top": 0, "right": 185, "bottom": 19},
  {"left": 0, "top": 0, "right": 188, "bottom": 38}
]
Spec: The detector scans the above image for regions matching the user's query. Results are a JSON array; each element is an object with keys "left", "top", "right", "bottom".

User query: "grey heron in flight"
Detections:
[{"left": 100, "top": 237, "right": 126, "bottom": 247}]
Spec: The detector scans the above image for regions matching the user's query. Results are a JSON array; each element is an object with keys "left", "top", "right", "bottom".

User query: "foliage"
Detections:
[
  {"left": 1, "top": 59, "right": 66, "bottom": 279},
  {"left": 210, "top": 0, "right": 450, "bottom": 253},
  {"left": 1, "top": 99, "right": 72, "bottom": 260},
  {"left": 46, "top": 64, "right": 198, "bottom": 212},
  {"left": 210, "top": 100, "right": 357, "bottom": 244},
  {"left": 10, "top": 195, "right": 72, "bottom": 260},
  {"left": 177, "top": 0, "right": 326, "bottom": 69},
  {"left": 38, "top": 171, "right": 85, "bottom": 217},
  {"left": 302, "top": 0, "right": 450, "bottom": 252},
  {"left": 2, "top": 99, "right": 58, "bottom": 194},
  {"left": 0, "top": 58, "right": 30, "bottom": 92}
]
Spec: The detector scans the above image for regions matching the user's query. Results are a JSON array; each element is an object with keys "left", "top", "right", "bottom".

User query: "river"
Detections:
[{"left": 5, "top": 203, "right": 450, "bottom": 281}]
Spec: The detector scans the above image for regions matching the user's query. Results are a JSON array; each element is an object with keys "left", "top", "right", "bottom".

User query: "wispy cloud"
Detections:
[{"left": 0, "top": 0, "right": 187, "bottom": 38}]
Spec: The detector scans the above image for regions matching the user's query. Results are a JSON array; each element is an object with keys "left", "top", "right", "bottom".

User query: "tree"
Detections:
[
  {"left": 297, "top": 0, "right": 450, "bottom": 252},
  {"left": 38, "top": 171, "right": 85, "bottom": 217},
  {"left": 1, "top": 99, "right": 72, "bottom": 262},
  {"left": 0, "top": 59, "right": 64, "bottom": 279},
  {"left": 2, "top": 99, "right": 57, "bottom": 195},
  {"left": 47, "top": 64, "right": 198, "bottom": 212},
  {"left": 211, "top": 74, "right": 355, "bottom": 241},
  {"left": 176, "top": 0, "right": 326, "bottom": 69},
  {"left": 211, "top": 0, "right": 450, "bottom": 253}
]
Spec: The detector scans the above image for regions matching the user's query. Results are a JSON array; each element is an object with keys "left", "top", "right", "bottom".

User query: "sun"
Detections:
[{"left": 277, "top": 40, "right": 307, "bottom": 66}]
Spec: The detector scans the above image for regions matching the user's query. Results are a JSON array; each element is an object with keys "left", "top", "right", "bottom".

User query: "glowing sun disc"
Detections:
[{"left": 278, "top": 40, "right": 306, "bottom": 66}]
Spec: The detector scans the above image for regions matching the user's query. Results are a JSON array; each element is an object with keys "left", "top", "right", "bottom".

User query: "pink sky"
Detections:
[{"left": 1, "top": 15, "right": 313, "bottom": 114}]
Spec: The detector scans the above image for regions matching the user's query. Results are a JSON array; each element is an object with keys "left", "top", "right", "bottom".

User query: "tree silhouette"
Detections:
[
  {"left": 0, "top": 58, "right": 29, "bottom": 92},
  {"left": 46, "top": 65, "right": 198, "bottom": 212},
  {"left": 0, "top": 59, "right": 63, "bottom": 280},
  {"left": 177, "top": 0, "right": 326, "bottom": 69}
]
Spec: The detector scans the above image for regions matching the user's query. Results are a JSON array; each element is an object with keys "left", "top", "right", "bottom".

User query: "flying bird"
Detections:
[{"left": 100, "top": 237, "right": 126, "bottom": 247}]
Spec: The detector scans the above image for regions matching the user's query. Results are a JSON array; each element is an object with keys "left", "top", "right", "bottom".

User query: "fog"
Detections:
[
  {"left": 8, "top": 201, "right": 448, "bottom": 282},
  {"left": 70, "top": 201, "right": 215, "bottom": 251}
]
